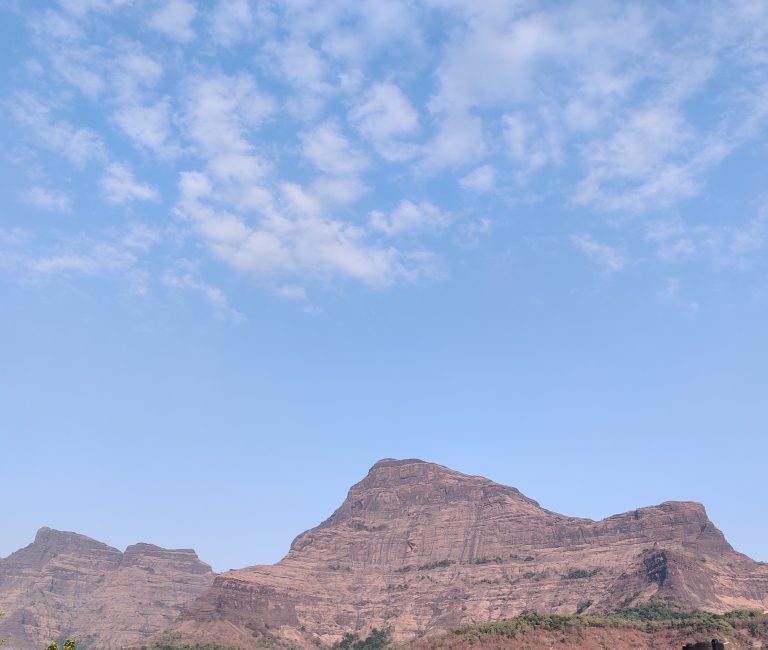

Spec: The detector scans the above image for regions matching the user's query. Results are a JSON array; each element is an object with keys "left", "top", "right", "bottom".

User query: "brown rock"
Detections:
[
  {"left": 0, "top": 527, "right": 214, "bottom": 649},
  {"left": 172, "top": 458, "right": 768, "bottom": 648}
]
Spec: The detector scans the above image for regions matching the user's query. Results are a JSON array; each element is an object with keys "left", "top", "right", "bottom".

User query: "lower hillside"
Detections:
[
  {"left": 169, "top": 459, "right": 768, "bottom": 647},
  {"left": 411, "top": 604, "right": 768, "bottom": 650},
  {"left": 135, "top": 604, "right": 768, "bottom": 650}
]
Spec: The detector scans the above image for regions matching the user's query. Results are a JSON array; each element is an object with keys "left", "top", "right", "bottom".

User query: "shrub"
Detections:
[
  {"left": 563, "top": 567, "right": 601, "bottom": 580},
  {"left": 418, "top": 560, "right": 455, "bottom": 571},
  {"left": 333, "top": 629, "right": 390, "bottom": 650}
]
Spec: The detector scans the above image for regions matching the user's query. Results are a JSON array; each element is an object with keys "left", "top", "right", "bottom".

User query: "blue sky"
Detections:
[{"left": 1, "top": 0, "right": 767, "bottom": 573}]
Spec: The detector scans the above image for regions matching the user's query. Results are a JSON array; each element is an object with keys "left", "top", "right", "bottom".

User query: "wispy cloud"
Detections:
[
  {"left": 10, "top": 93, "right": 104, "bottom": 165},
  {"left": 148, "top": 0, "right": 197, "bottom": 43},
  {"left": 163, "top": 268, "right": 244, "bottom": 322},
  {"left": 101, "top": 163, "right": 159, "bottom": 204},
  {"left": 24, "top": 187, "right": 72, "bottom": 212},
  {"left": 370, "top": 201, "right": 451, "bottom": 236},
  {"left": 571, "top": 234, "right": 625, "bottom": 273}
]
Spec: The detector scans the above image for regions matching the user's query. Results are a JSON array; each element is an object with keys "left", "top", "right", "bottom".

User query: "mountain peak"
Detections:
[
  {"left": 176, "top": 458, "right": 768, "bottom": 649},
  {"left": 369, "top": 457, "right": 431, "bottom": 469},
  {"left": 33, "top": 526, "right": 118, "bottom": 553},
  {"left": 0, "top": 529, "right": 215, "bottom": 650}
]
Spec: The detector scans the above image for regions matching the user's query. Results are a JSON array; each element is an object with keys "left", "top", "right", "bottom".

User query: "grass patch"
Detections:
[
  {"left": 418, "top": 560, "right": 455, "bottom": 571},
  {"left": 348, "top": 521, "right": 387, "bottom": 532},
  {"left": 445, "top": 602, "right": 768, "bottom": 645},
  {"left": 563, "top": 567, "right": 602, "bottom": 580}
]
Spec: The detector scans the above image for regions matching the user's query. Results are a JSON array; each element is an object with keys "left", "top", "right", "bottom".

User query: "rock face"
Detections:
[
  {"left": 0, "top": 527, "right": 214, "bottom": 649},
  {"left": 172, "top": 458, "right": 768, "bottom": 648}
]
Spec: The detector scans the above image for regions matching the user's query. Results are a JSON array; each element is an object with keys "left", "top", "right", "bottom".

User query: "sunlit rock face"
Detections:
[
  {"left": 172, "top": 458, "right": 768, "bottom": 648},
  {"left": 0, "top": 527, "right": 214, "bottom": 649}
]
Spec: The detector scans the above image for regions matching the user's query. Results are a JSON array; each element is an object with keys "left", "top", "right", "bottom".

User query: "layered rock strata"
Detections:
[
  {"left": 0, "top": 527, "right": 214, "bottom": 649},
  {"left": 172, "top": 458, "right": 768, "bottom": 648}
]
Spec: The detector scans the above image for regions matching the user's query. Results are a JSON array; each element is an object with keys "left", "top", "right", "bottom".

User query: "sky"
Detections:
[{"left": 1, "top": 0, "right": 767, "bottom": 573}]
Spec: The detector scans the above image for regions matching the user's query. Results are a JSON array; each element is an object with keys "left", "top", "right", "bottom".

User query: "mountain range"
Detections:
[{"left": 2, "top": 458, "right": 766, "bottom": 649}]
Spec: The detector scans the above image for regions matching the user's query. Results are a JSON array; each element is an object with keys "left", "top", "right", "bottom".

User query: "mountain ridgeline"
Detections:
[{"left": 1, "top": 459, "right": 767, "bottom": 649}]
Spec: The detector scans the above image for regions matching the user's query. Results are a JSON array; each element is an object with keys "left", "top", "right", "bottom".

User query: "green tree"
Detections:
[
  {"left": 332, "top": 628, "right": 390, "bottom": 650},
  {"left": 1, "top": 610, "right": 5, "bottom": 646}
]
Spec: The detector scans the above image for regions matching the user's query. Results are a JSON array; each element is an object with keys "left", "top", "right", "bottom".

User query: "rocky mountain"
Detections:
[
  {"left": 170, "top": 458, "right": 768, "bottom": 649},
  {"left": 0, "top": 527, "right": 214, "bottom": 650}
]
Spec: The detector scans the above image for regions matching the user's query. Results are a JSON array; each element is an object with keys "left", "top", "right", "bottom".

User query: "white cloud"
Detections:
[
  {"left": 571, "top": 234, "right": 625, "bottom": 273},
  {"left": 269, "top": 39, "right": 327, "bottom": 87},
  {"left": 1, "top": 223, "right": 160, "bottom": 285},
  {"left": 11, "top": 93, "right": 104, "bottom": 165},
  {"left": 459, "top": 165, "right": 495, "bottom": 192},
  {"left": 574, "top": 106, "right": 701, "bottom": 212},
  {"left": 148, "top": 0, "right": 197, "bottom": 42},
  {"left": 121, "top": 223, "right": 161, "bottom": 251},
  {"left": 277, "top": 284, "right": 307, "bottom": 301},
  {"left": 429, "top": 8, "right": 560, "bottom": 114},
  {"left": 110, "top": 48, "right": 164, "bottom": 100},
  {"left": 9, "top": 0, "right": 768, "bottom": 294},
  {"left": 30, "top": 245, "right": 134, "bottom": 274},
  {"left": 24, "top": 187, "right": 72, "bottom": 212},
  {"left": 184, "top": 73, "right": 275, "bottom": 160},
  {"left": 370, "top": 200, "right": 451, "bottom": 236},
  {"left": 163, "top": 268, "right": 244, "bottom": 322},
  {"left": 300, "top": 121, "right": 369, "bottom": 176},
  {"left": 58, "top": 0, "right": 130, "bottom": 15},
  {"left": 349, "top": 83, "right": 419, "bottom": 161},
  {"left": 421, "top": 111, "right": 485, "bottom": 170},
  {"left": 101, "top": 163, "right": 159, "bottom": 203},
  {"left": 645, "top": 219, "right": 696, "bottom": 262},
  {"left": 502, "top": 113, "right": 562, "bottom": 176},
  {"left": 174, "top": 172, "right": 428, "bottom": 287},
  {"left": 114, "top": 100, "right": 176, "bottom": 157},
  {"left": 209, "top": 0, "right": 253, "bottom": 47}
]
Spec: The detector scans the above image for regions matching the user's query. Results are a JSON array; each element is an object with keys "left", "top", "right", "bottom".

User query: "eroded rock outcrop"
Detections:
[
  {"left": 0, "top": 528, "right": 214, "bottom": 649},
  {"left": 171, "top": 458, "right": 768, "bottom": 648}
]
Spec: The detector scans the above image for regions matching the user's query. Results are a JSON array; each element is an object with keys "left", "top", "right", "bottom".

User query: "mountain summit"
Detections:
[
  {"left": 0, "top": 528, "right": 214, "bottom": 649},
  {"left": 171, "top": 458, "right": 768, "bottom": 647}
]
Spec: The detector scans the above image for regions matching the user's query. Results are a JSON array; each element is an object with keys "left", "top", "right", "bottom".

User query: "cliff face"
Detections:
[
  {"left": 172, "top": 459, "right": 768, "bottom": 648},
  {"left": 0, "top": 528, "right": 214, "bottom": 650}
]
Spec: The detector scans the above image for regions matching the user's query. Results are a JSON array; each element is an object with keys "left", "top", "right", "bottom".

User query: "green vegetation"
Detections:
[
  {"left": 417, "top": 560, "right": 455, "bottom": 571},
  {"left": 328, "top": 563, "right": 353, "bottom": 572},
  {"left": 520, "top": 570, "right": 546, "bottom": 581},
  {"left": 332, "top": 629, "right": 390, "bottom": 650},
  {"left": 139, "top": 643, "right": 233, "bottom": 650},
  {"left": 348, "top": 521, "right": 388, "bottom": 533},
  {"left": 562, "top": 567, "right": 602, "bottom": 580},
  {"left": 1, "top": 610, "right": 5, "bottom": 647},
  {"left": 445, "top": 602, "right": 768, "bottom": 645},
  {"left": 44, "top": 642, "right": 75, "bottom": 650},
  {"left": 471, "top": 556, "right": 502, "bottom": 565}
]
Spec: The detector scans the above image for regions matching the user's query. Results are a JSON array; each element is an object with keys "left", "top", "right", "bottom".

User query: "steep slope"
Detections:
[
  {"left": 172, "top": 458, "right": 768, "bottom": 648},
  {"left": 0, "top": 527, "right": 214, "bottom": 649}
]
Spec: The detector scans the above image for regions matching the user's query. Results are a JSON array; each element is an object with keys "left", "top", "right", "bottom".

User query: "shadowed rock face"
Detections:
[
  {"left": 172, "top": 458, "right": 768, "bottom": 649},
  {"left": 0, "top": 528, "right": 214, "bottom": 650}
]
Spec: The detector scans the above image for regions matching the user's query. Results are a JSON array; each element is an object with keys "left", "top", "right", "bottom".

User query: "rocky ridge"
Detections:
[
  {"left": 0, "top": 527, "right": 214, "bottom": 650},
  {"left": 170, "top": 458, "right": 768, "bottom": 648}
]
